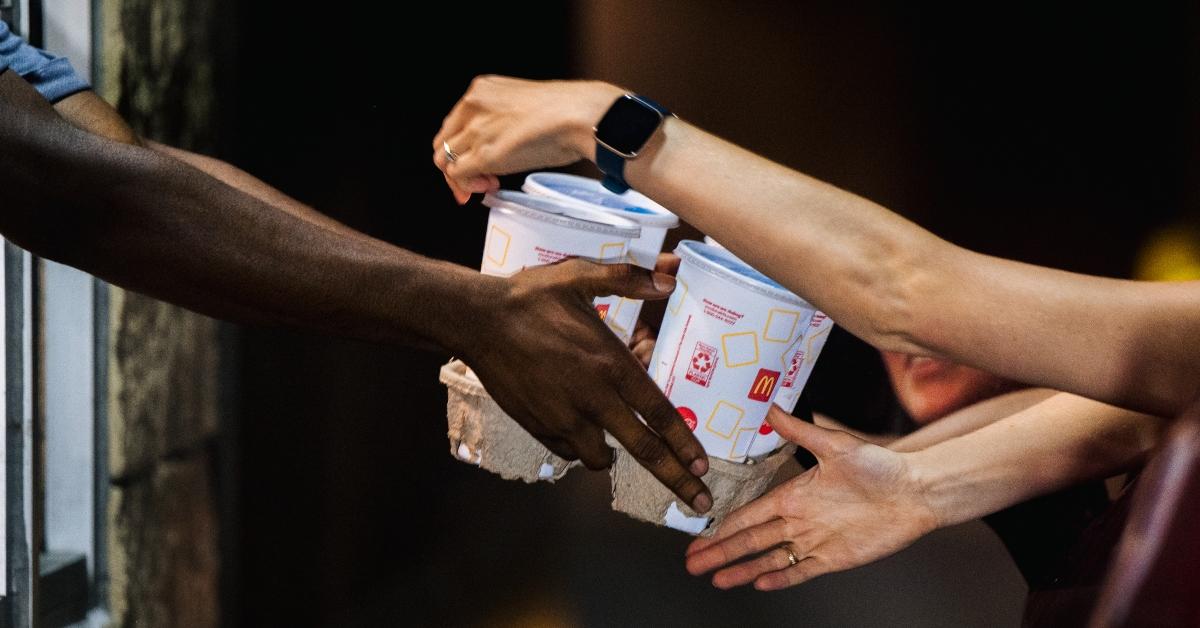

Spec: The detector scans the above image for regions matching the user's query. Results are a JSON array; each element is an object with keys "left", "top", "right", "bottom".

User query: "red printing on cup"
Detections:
[
  {"left": 595, "top": 303, "right": 610, "bottom": 320},
  {"left": 748, "top": 368, "right": 782, "bottom": 402},
  {"left": 685, "top": 341, "right": 718, "bottom": 387},
  {"left": 758, "top": 422, "right": 774, "bottom": 435},
  {"left": 678, "top": 407, "right": 698, "bottom": 431},
  {"left": 782, "top": 350, "right": 804, "bottom": 388}
]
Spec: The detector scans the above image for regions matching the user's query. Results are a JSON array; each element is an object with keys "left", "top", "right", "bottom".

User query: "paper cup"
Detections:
[
  {"left": 746, "top": 310, "right": 835, "bottom": 456},
  {"left": 481, "top": 190, "right": 641, "bottom": 321},
  {"left": 648, "top": 240, "right": 816, "bottom": 462},
  {"left": 702, "top": 235, "right": 836, "bottom": 456},
  {"left": 450, "top": 191, "right": 640, "bottom": 481},
  {"left": 523, "top": 172, "right": 679, "bottom": 343}
]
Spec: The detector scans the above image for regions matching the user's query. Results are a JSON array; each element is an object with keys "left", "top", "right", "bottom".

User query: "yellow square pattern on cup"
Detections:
[
  {"left": 706, "top": 400, "right": 746, "bottom": 439},
  {"left": 667, "top": 278, "right": 688, "bottom": 316},
  {"left": 599, "top": 241, "right": 626, "bottom": 261},
  {"left": 763, "top": 308, "right": 802, "bottom": 344},
  {"left": 721, "top": 331, "right": 760, "bottom": 368},
  {"left": 730, "top": 428, "right": 759, "bottom": 459},
  {"left": 485, "top": 225, "right": 512, "bottom": 267}
]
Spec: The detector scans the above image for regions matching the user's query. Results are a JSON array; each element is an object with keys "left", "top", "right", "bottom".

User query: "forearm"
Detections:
[
  {"left": 888, "top": 388, "right": 1057, "bottom": 453},
  {"left": 906, "top": 393, "right": 1164, "bottom": 528},
  {"left": 623, "top": 117, "right": 943, "bottom": 350},
  {"left": 144, "top": 141, "right": 367, "bottom": 239},
  {"left": 566, "top": 85, "right": 1200, "bottom": 415},
  {"left": 53, "top": 90, "right": 365, "bottom": 241},
  {"left": 0, "top": 77, "right": 489, "bottom": 353}
]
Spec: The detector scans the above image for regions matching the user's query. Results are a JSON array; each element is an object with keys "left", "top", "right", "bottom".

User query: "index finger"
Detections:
[
  {"left": 595, "top": 393, "right": 713, "bottom": 514},
  {"left": 618, "top": 364, "right": 710, "bottom": 478},
  {"left": 687, "top": 482, "right": 790, "bottom": 555}
]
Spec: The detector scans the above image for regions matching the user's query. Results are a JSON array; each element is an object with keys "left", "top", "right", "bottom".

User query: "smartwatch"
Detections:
[{"left": 593, "top": 93, "right": 672, "bottom": 194}]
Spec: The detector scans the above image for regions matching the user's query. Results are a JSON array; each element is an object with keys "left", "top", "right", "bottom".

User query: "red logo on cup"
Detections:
[
  {"left": 782, "top": 350, "right": 804, "bottom": 388},
  {"left": 747, "top": 369, "right": 781, "bottom": 402},
  {"left": 678, "top": 407, "right": 698, "bottom": 431},
  {"left": 758, "top": 422, "right": 774, "bottom": 435},
  {"left": 595, "top": 303, "right": 610, "bottom": 320},
  {"left": 685, "top": 341, "right": 718, "bottom": 387}
]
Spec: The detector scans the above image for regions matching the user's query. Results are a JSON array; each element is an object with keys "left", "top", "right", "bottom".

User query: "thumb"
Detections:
[
  {"left": 766, "top": 404, "right": 849, "bottom": 461},
  {"left": 579, "top": 262, "right": 677, "bottom": 301},
  {"left": 654, "top": 252, "right": 681, "bottom": 276}
]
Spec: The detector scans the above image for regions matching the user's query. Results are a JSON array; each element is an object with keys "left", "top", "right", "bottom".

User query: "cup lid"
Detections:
[
  {"left": 522, "top": 172, "right": 680, "bottom": 229},
  {"left": 483, "top": 190, "right": 642, "bottom": 239},
  {"left": 675, "top": 239, "right": 809, "bottom": 307}
]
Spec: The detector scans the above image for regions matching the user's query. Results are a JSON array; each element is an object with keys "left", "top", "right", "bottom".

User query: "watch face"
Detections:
[{"left": 595, "top": 95, "right": 666, "bottom": 157}]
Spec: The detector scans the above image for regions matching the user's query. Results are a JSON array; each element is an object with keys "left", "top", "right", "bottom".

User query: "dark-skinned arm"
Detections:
[{"left": 0, "top": 70, "right": 712, "bottom": 511}]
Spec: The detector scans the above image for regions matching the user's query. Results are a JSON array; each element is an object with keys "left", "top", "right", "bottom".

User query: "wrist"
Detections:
[
  {"left": 567, "top": 81, "right": 625, "bottom": 161},
  {"left": 902, "top": 449, "right": 951, "bottom": 532},
  {"left": 388, "top": 258, "right": 507, "bottom": 357},
  {"left": 439, "top": 271, "right": 509, "bottom": 359}
]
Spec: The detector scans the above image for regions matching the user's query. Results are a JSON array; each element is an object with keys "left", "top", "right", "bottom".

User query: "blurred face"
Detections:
[{"left": 880, "top": 352, "right": 1021, "bottom": 425}]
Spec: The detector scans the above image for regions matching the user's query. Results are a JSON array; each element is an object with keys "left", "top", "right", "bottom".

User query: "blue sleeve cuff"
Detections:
[
  {"left": 0, "top": 20, "right": 91, "bottom": 102},
  {"left": 23, "top": 56, "right": 90, "bottom": 102}
]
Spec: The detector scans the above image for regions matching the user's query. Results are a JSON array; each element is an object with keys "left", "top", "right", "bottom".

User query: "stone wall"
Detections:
[{"left": 96, "top": 1, "right": 223, "bottom": 625}]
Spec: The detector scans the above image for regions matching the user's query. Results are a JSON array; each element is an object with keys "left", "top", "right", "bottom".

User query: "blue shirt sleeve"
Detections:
[{"left": 0, "top": 20, "right": 91, "bottom": 102}]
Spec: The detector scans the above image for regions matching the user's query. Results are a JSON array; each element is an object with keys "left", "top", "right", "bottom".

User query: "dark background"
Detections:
[{"left": 216, "top": 3, "right": 1198, "bottom": 626}]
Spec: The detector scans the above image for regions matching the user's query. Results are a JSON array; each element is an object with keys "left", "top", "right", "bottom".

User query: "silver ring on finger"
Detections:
[
  {"left": 781, "top": 543, "right": 800, "bottom": 566},
  {"left": 443, "top": 140, "right": 461, "bottom": 163}
]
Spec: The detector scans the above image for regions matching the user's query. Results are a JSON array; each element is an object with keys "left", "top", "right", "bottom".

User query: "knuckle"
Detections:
[
  {"left": 474, "top": 143, "right": 496, "bottom": 164},
  {"left": 629, "top": 431, "right": 669, "bottom": 467},
  {"left": 565, "top": 257, "right": 596, "bottom": 276},
  {"left": 593, "top": 351, "right": 625, "bottom": 374},
  {"left": 581, "top": 453, "right": 610, "bottom": 471},
  {"left": 769, "top": 491, "right": 790, "bottom": 512},
  {"left": 605, "top": 262, "right": 638, "bottom": 282},
  {"left": 727, "top": 534, "right": 750, "bottom": 556}
]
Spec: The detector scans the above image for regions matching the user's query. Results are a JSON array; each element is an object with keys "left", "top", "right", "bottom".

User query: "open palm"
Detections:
[{"left": 686, "top": 406, "right": 939, "bottom": 590}]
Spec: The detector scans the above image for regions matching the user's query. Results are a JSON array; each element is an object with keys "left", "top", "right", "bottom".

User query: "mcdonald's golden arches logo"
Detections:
[{"left": 747, "top": 368, "right": 781, "bottom": 402}]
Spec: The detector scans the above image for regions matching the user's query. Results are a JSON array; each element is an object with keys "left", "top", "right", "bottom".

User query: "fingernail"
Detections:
[
  {"left": 693, "top": 492, "right": 712, "bottom": 514},
  {"left": 690, "top": 457, "right": 709, "bottom": 477},
  {"left": 652, "top": 272, "right": 677, "bottom": 292}
]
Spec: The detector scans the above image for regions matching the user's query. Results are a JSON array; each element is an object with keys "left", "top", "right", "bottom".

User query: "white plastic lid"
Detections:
[
  {"left": 696, "top": 237, "right": 818, "bottom": 310},
  {"left": 483, "top": 190, "right": 641, "bottom": 239},
  {"left": 675, "top": 239, "right": 809, "bottom": 307},
  {"left": 522, "top": 172, "right": 680, "bottom": 229}
]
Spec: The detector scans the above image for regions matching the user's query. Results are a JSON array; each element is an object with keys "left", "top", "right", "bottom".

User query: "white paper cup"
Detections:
[
  {"left": 702, "top": 235, "right": 837, "bottom": 456},
  {"left": 745, "top": 310, "right": 835, "bottom": 456},
  {"left": 450, "top": 191, "right": 640, "bottom": 482},
  {"left": 481, "top": 190, "right": 641, "bottom": 322},
  {"left": 523, "top": 173, "right": 679, "bottom": 343},
  {"left": 648, "top": 240, "right": 816, "bottom": 462}
]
